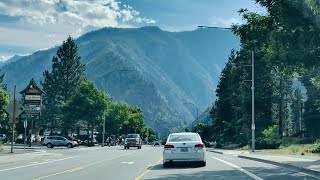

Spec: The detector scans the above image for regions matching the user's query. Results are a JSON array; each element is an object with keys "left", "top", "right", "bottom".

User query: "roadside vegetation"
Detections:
[{"left": 192, "top": 0, "right": 320, "bottom": 157}]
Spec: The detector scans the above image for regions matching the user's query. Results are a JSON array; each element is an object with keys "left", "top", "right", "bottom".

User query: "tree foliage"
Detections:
[
  {"left": 41, "top": 36, "right": 85, "bottom": 132},
  {"left": 210, "top": 0, "right": 320, "bottom": 147}
]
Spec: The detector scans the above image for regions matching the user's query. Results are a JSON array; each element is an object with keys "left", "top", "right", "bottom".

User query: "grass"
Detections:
[{"left": 257, "top": 144, "right": 320, "bottom": 157}]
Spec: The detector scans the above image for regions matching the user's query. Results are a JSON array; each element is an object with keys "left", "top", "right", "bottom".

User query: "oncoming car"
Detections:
[{"left": 163, "top": 132, "right": 206, "bottom": 167}]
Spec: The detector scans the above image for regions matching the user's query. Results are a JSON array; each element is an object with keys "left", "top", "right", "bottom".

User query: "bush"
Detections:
[
  {"left": 282, "top": 137, "right": 313, "bottom": 147},
  {"left": 256, "top": 125, "right": 281, "bottom": 149},
  {"left": 288, "top": 145, "right": 302, "bottom": 154},
  {"left": 308, "top": 143, "right": 320, "bottom": 153}
]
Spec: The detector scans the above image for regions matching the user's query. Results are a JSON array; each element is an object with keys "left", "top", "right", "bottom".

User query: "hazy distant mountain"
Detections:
[
  {"left": 0, "top": 55, "right": 24, "bottom": 68},
  {"left": 190, "top": 107, "right": 213, "bottom": 129},
  {"left": 1, "top": 26, "right": 239, "bottom": 135}
]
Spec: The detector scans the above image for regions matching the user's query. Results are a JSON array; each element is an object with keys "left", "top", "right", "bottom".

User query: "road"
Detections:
[{"left": 0, "top": 146, "right": 318, "bottom": 180}]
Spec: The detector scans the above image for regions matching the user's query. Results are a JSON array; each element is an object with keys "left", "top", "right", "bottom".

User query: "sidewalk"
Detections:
[
  {"left": 0, "top": 150, "right": 62, "bottom": 166},
  {"left": 210, "top": 149, "right": 320, "bottom": 177},
  {"left": 238, "top": 152, "right": 320, "bottom": 177}
]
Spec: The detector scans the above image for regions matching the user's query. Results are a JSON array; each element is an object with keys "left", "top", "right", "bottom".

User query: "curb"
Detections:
[
  {"left": 210, "top": 150, "right": 223, "bottom": 154},
  {"left": 238, "top": 155, "right": 320, "bottom": 178}
]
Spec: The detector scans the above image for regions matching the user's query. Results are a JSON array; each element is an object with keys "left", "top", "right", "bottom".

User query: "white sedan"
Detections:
[{"left": 163, "top": 132, "right": 206, "bottom": 167}]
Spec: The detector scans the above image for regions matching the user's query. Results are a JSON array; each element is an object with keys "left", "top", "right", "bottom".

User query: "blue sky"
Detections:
[{"left": 0, "top": 0, "right": 263, "bottom": 60}]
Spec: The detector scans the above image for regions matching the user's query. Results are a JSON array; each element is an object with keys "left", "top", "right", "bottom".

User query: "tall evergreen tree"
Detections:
[
  {"left": 41, "top": 36, "right": 85, "bottom": 133},
  {"left": 290, "top": 88, "right": 304, "bottom": 134}
]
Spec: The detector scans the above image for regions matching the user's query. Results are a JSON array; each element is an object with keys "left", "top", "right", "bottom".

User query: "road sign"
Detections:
[
  {"left": 24, "top": 120, "right": 27, "bottom": 128},
  {"left": 5, "top": 100, "right": 24, "bottom": 123},
  {"left": 25, "top": 95, "right": 41, "bottom": 101},
  {"left": 21, "top": 114, "right": 33, "bottom": 119}
]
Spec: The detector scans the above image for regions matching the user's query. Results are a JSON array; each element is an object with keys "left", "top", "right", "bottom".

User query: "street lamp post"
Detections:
[
  {"left": 102, "top": 69, "right": 131, "bottom": 147},
  {"left": 198, "top": 25, "right": 255, "bottom": 152},
  {"left": 183, "top": 102, "right": 199, "bottom": 120}
]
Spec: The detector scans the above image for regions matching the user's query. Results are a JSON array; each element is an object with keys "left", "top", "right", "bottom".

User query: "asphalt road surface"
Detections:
[{"left": 0, "top": 146, "right": 318, "bottom": 180}]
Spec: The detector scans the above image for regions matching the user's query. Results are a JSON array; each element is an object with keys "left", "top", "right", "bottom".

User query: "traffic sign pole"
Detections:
[
  {"left": 10, "top": 86, "right": 16, "bottom": 153},
  {"left": 24, "top": 120, "right": 27, "bottom": 151}
]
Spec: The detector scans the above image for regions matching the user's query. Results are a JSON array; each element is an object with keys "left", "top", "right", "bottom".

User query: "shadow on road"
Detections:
[
  {"left": 151, "top": 163, "right": 203, "bottom": 170},
  {"left": 145, "top": 169, "right": 248, "bottom": 180}
]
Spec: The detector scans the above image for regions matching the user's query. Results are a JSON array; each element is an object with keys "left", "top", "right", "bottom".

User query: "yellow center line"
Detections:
[
  {"left": 135, "top": 157, "right": 163, "bottom": 180},
  {"left": 33, "top": 153, "right": 131, "bottom": 180}
]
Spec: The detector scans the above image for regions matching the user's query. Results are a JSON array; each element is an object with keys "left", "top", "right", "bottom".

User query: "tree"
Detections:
[
  {"left": 0, "top": 70, "right": 9, "bottom": 134},
  {"left": 193, "top": 123, "right": 211, "bottom": 141},
  {"left": 41, "top": 36, "right": 85, "bottom": 133},
  {"left": 290, "top": 88, "right": 304, "bottom": 134},
  {"left": 63, "top": 80, "right": 110, "bottom": 144},
  {"left": 0, "top": 87, "right": 9, "bottom": 134},
  {"left": 104, "top": 102, "right": 145, "bottom": 136}
]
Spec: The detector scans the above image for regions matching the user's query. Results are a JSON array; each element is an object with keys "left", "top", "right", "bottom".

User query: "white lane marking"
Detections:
[
  {"left": 121, "top": 162, "right": 134, "bottom": 164},
  {"left": 0, "top": 156, "right": 79, "bottom": 172},
  {"left": 212, "top": 157, "right": 263, "bottom": 180}
]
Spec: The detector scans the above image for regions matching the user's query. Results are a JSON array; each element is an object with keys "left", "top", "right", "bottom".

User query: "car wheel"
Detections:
[
  {"left": 200, "top": 161, "right": 206, "bottom": 167},
  {"left": 67, "top": 143, "right": 73, "bottom": 148},
  {"left": 163, "top": 162, "right": 169, "bottom": 168},
  {"left": 47, "top": 143, "right": 53, "bottom": 148}
]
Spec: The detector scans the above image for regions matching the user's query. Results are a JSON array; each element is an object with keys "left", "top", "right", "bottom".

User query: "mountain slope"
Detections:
[{"left": 1, "top": 26, "right": 239, "bottom": 135}]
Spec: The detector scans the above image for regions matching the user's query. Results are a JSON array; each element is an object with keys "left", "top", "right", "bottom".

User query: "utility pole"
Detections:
[
  {"left": 102, "top": 110, "right": 106, "bottom": 147},
  {"left": 11, "top": 86, "right": 16, "bottom": 153},
  {"left": 102, "top": 69, "right": 131, "bottom": 147},
  {"left": 251, "top": 51, "right": 255, "bottom": 152}
]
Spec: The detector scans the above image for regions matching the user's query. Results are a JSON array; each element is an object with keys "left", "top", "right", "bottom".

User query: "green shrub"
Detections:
[
  {"left": 282, "top": 137, "right": 301, "bottom": 147},
  {"left": 282, "top": 137, "right": 313, "bottom": 147},
  {"left": 256, "top": 125, "right": 281, "bottom": 149},
  {"left": 288, "top": 145, "right": 302, "bottom": 154},
  {"left": 308, "top": 143, "right": 320, "bottom": 153}
]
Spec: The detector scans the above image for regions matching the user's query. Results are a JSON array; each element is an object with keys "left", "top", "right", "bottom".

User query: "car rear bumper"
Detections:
[{"left": 163, "top": 151, "right": 205, "bottom": 162}]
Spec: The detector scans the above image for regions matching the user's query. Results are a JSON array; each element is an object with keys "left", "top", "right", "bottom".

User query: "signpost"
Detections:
[
  {"left": 4, "top": 86, "right": 24, "bottom": 153},
  {"left": 19, "top": 81, "right": 44, "bottom": 147},
  {"left": 24, "top": 120, "right": 27, "bottom": 151}
]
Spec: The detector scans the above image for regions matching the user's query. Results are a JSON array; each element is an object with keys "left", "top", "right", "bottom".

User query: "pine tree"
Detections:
[
  {"left": 41, "top": 36, "right": 85, "bottom": 134},
  {"left": 290, "top": 88, "right": 304, "bottom": 134}
]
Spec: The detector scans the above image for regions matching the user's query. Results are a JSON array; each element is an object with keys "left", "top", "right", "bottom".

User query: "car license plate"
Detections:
[{"left": 181, "top": 148, "right": 188, "bottom": 152}]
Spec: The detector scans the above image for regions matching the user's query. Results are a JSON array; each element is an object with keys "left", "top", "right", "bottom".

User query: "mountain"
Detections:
[
  {"left": 190, "top": 107, "right": 213, "bottom": 129},
  {"left": 0, "top": 55, "right": 24, "bottom": 68},
  {"left": 1, "top": 26, "right": 239, "bottom": 135}
]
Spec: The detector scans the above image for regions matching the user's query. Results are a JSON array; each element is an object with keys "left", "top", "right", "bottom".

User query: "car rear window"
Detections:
[
  {"left": 127, "top": 134, "right": 139, "bottom": 138},
  {"left": 168, "top": 134, "right": 200, "bottom": 142}
]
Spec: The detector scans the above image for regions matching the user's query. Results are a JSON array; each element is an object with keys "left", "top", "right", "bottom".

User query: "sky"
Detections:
[{"left": 0, "top": 0, "right": 264, "bottom": 60}]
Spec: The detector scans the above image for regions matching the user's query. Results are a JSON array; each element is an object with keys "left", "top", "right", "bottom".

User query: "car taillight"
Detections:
[
  {"left": 164, "top": 144, "right": 174, "bottom": 149},
  {"left": 195, "top": 144, "right": 205, "bottom": 149}
]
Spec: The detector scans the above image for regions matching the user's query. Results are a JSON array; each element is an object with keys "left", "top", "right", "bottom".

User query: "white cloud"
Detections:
[{"left": 0, "top": 0, "right": 156, "bottom": 55}]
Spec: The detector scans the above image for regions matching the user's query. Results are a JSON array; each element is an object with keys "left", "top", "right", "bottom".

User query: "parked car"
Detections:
[
  {"left": 42, "top": 136, "right": 78, "bottom": 148},
  {"left": 163, "top": 132, "right": 206, "bottom": 167},
  {"left": 0, "top": 134, "right": 7, "bottom": 143},
  {"left": 153, "top": 141, "right": 161, "bottom": 146},
  {"left": 65, "top": 136, "right": 80, "bottom": 146},
  {"left": 124, "top": 134, "right": 142, "bottom": 149}
]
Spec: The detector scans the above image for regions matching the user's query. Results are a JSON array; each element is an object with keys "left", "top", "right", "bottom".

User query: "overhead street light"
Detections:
[
  {"left": 183, "top": 102, "right": 199, "bottom": 120},
  {"left": 197, "top": 25, "right": 232, "bottom": 30},
  {"left": 102, "top": 69, "right": 132, "bottom": 147},
  {"left": 198, "top": 25, "right": 256, "bottom": 152}
]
